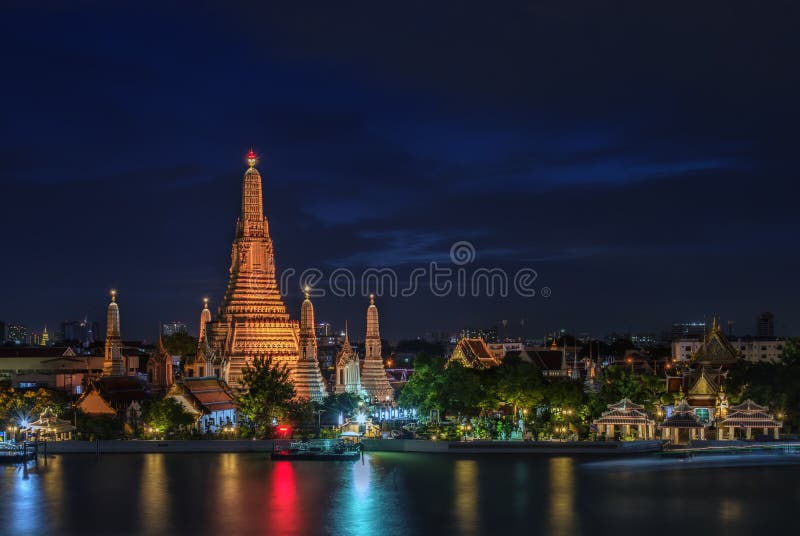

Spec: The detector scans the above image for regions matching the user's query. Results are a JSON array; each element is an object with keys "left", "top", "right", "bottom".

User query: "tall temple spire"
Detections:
[
  {"left": 299, "top": 286, "right": 317, "bottom": 361},
  {"left": 102, "top": 289, "right": 125, "bottom": 376},
  {"left": 241, "top": 149, "right": 264, "bottom": 221},
  {"left": 203, "top": 152, "right": 301, "bottom": 388},
  {"left": 294, "top": 286, "right": 327, "bottom": 401},
  {"left": 365, "top": 294, "right": 380, "bottom": 356},
  {"left": 360, "top": 294, "right": 393, "bottom": 402},
  {"left": 198, "top": 297, "right": 211, "bottom": 342}
]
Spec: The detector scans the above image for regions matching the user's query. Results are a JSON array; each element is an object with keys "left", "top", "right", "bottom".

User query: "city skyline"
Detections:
[{"left": 2, "top": 4, "right": 798, "bottom": 340}]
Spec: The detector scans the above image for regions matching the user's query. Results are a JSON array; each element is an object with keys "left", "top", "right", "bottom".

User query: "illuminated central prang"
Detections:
[{"left": 202, "top": 151, "right": 301, "bottom": 389}]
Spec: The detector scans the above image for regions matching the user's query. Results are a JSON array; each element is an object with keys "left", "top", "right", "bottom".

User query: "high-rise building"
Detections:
[
  {"left": 670, "top": 322, "right": 706, "bottom": 341},
  {"left": 204, "top": 151, "right": 302, "bottom": 388},
  {"left": 7, "top": 324, "right": 27, "bottom": 345},
  {"left": 756, "top": 312, "right": 775, "bottom": 338},
  {"left": 41, "top": 325, "right": 49, "bottom": 346},
  {"left": 460, "top": 326, "right": 499, "bottom": 343},
  {"left": 360, "top": 294, "right": 394, "bottom": 402},
  {"left": 161, "top": 321, "right": 188, "bottom": 337},
  {"left": 61, "top": 318, "right": 99, "bottom": 347}
]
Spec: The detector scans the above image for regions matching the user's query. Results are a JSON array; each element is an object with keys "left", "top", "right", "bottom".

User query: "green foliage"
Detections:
[
  {"left": 75, "top": 409, "right": 122, "bottom": 440},
  {"left": 398, "top": 356, "right": 447, "bottom": 414},
  {"left": 162, "top": 332, "right": 198, "bottom": 356},
  {"left": 321, "top": 393, "right": 363, "bottom": 423},
  {"left": 0, "top": 386, "right": 65, "bottom": 428},
  {"left": 725, "top": 337, "right": 800, "bottom": 431},
  {"left": 141, "top": 397, "right": 195, "bottom": 436},
  {"left": 236, "top": 357, "right": 296, "bottom": 438}
]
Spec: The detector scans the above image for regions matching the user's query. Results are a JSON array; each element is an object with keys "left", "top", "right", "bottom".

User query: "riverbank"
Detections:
[
  {"left": 363, "top": 439, "right": 665, "bottom": 455},
  {"left": 43, "top": 439, "right": 275, "bottom": 454},
  {"left": 40, "top": 438, "right": 664, "bottom": 455}
]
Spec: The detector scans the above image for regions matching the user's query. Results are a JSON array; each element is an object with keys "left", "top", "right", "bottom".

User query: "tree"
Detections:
[
  {"left": 141, "top": 397, "right": 195, "bottom": 437},
  {"left": 398, "top": 356, "right": 447, "bottom": 415},
  {"left": 162, "top": 332, "right": 198, "bottom": 357},
  {"left": 321, "top": 392, "right": 363, "bottom": 424},
  {"left": 236, "top": 357, "right": 296, "bottom": 438},
  {"left": 75, "top": 409, "right": 122, "bottom": 440},
  {"left": 0, "top": 385, "right": 64, "bottom": 428},
  {"left": 725, "top": 337, "right": 800, "bottom": 431}
]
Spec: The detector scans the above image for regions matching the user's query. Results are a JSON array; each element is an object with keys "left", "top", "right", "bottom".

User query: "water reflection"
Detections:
[
  {"left": 270, "top": 461, "right": 303, "bottom": 535},
  {"left": 454, "top": 459, "right": 479, "bottom": 535},
  {"left": 548, "top": 457, "right": 577, "bottom": 536},
  {"left": 140, "top": 454, "right": 168, "bottom": 535},
  {"left": 4, "top": 462, "right": 43, "bottom": 534},
  {"left": 719, "top": 498, "right": 742, "bottom": 524},
  {"left": 214, "top": 452, "right": 243, "bottom": 532}
]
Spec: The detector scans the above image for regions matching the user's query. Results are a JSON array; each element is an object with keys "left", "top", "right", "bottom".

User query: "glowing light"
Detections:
[{"left": 355, "top": 413, "right": 366, "bottom": 425}]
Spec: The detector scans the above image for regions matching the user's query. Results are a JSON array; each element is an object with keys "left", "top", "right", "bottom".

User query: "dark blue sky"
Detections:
[{"left": 1, "top": 2, "right": 798, "bottom": 341}]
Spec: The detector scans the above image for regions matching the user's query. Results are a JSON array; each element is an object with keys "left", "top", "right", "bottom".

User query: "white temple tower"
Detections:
[{"left": 359, "top": 294, "right": 393, "bottom": 402}]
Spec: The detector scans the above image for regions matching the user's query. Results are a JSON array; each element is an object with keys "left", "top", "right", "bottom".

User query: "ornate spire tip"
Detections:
[
  {"left": 247, "top": 148, "right": 257, "bottom": 168},
  {"left": 369, "top": 293, "right": 375, "bottom": 305},
  {"left": 304, "top": 285, "right": 311, "bottom": 299},
  {"left": 110, "top": 289, "right": 117, "bottom": 302}
]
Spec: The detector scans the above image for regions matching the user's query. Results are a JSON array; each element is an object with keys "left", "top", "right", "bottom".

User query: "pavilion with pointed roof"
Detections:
[
  {"left": 717, "top": 399, "right": 782, "bottom": 440},
  {"left": 22, "top": 407, "right": 76, "bottom": 441},
  {"left": 659, "top": 400, "right": 709, "bottom": 444},
  {"left": 592, "top": 398, "right": 656, "bottom": 440}
]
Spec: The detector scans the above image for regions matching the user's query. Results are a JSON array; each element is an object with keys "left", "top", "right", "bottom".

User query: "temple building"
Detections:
[
  {"left": 186, "top": 299, "right": 224, "bottom": 379},
  {"left": 168, "top": 377, "right": 238, "bottom": 433},
  {"left": 666, "top": 318, "right": 740, "bottom": 423},
  {"left": 592, "top": 398, "right": 656, "bottom": 440},
  {"left": 447, "top": 337, "right": 501, "bottom": 369},
  {"left": 146, "top": 335, "right": 173, "bottom": 390},
  {"left": 335, "top": 323, "right": 363, "bottom": 396},
  {"left": 203, "top": 151, "right": 301, "bottom": 388},
  {"left": 717, "top": 399, "right": 782, "bottom": 440},
  {"left": 659, "top": 400, "right": 708, "bottom": 444},
  {"left": 22, "top": 407, "right": 75, "bottom": 441},
  {"left": 292, "top": 288, "right": 328, "bottom": 401},
  {"left": 75, "top": 376, "right": 151, "bottom": 429},
  {"left": 102, "top": 290, "right": 128, "bottom": 377},
  {"left": 359, "top": 295, "right": 394, "bottom": 402}
]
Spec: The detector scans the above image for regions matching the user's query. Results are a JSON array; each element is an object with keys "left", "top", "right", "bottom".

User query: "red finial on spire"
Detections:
[{"left": 247, "top": 149, "right": 256, "bottom": 160}]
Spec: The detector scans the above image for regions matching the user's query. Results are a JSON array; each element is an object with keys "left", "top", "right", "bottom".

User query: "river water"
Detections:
[{"left": 1, "top": 452, "right": 798, "bottom": 535}]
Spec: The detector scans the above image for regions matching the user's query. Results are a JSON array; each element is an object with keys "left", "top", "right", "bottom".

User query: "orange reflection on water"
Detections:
[
  {"left": 214, "top": 453, "right": 244, "bottom": 531},
  {"left": 270, "top": 461, "right": 302, "bottom": 535},
  {"left": 454, "top": 459, "right": 479, "bottom": 535},
  {"left": 140, "top": 454, "right": 168, "bottom": 535},
  {"left": 548, "top": 457, "right": 578, "bottom": 536}
]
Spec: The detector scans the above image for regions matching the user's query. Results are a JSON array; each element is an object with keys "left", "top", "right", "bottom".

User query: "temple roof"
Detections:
[
  {"left": 593, "top": 398, "right": 654, "bottom": 426},
  {"left": 608, "top": 398, "right": 644, "bottom": 411},
  {"left": 687, "top": 367, "right": 718, "bottom": 397},
  {"left": 175, "top": 377, "right": 236, "bottom": 413},
  {"left": 447, "top": 337, "right": 501, "bottom": 369},
  {"left": 729, "top": 399, "right": 769, "bottom": 412},
  {"left": 528, "top": 350, "right": 565, "bottom": 371},
  {"left": 691, "top": 320, "right": 739, "bottom": 365},
  {"left": 660, "top": 400, "right": 706, "bottom": 428}
]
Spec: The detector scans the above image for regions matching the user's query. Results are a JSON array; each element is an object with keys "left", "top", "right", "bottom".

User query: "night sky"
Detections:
[{"left": 1, "top": 2, "right": 798, "bottom": 341}]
